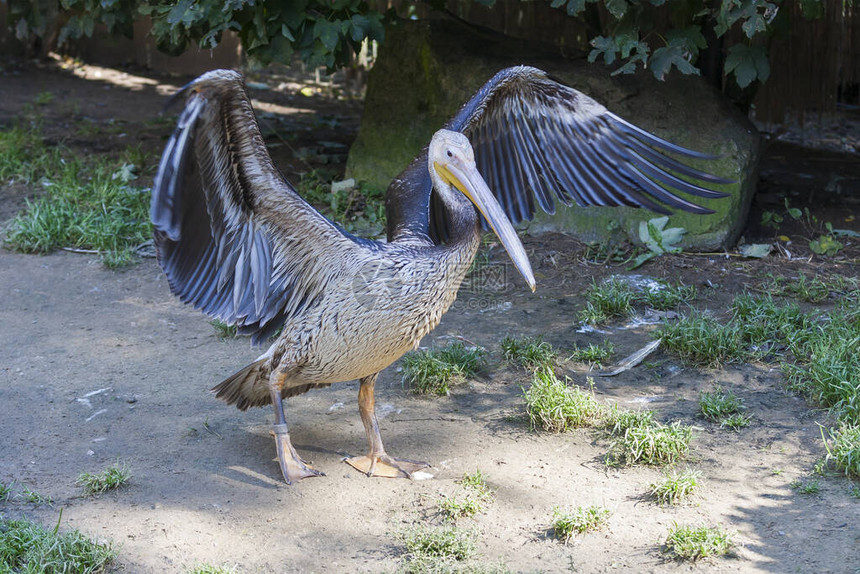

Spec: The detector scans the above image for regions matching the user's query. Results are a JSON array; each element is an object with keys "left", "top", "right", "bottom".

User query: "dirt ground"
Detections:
[{"left": 1, "top": 61, "right": 860, "bottom": 573}]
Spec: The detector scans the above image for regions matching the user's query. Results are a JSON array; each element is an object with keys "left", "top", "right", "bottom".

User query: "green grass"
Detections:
[
  {"left": 76, "top": 462, "right": 131, "bottom": 495},
  {"left": 640, "top": 281, "right": 697, "bottom": 310},
  {"left": 186, "top": 564, "right": 238, "bottom": 574},
  {"left": 663, "top": 523, "right": 734, "bottom": 561},
  {"left": 399, "top": 523, "right": 477, "bottom": 562},
  {"left": 657, "top": 312, "right": 745, "bottom": 366},
  {"left": 523, "top": 369, "right": 604, "bottom": 432},
  {"left": 2, "top": 124, "right": 152, "bottom": 268},
  {"left": 296, "top": 169, "right": 385, "bottom": 234},
  {"left": 210, "top": 320, "right": 238, "bottom": 339},
  {"left": 604, "top": 406, "right": 655, "bottom": 435},
  {"left": 439, "top": 470, "right": 496, "bottom": 521},
  {"left": 0, "top": 516, "right": 116, "bottom": 573},
  {"left": 0, "top": 481, "right": 13, "bottom": 502},
  {"left": 606, "top": 421, "right": 694, "bottom": 466},
  {"left": 401, "top": 341, "right": 487, "bottom": 395},
  {"left": 21, "top": 486, "right": 52, "bottom": 506},
  {"left": 551, "top": 505, "right": 610, "bottom": 543},
  {"left": 699, "top": 387, "right": 744, "bottom": 422},
  {"left": 579, "top": 277, "right": 635, "bottom": 324},
  {"left": 720, "top": 413, "right": 752, "bottom": 430},
  {"left": 567, "top": 341, "right": 614, "bottom": 368},
  {"left": 500, "top": 335, "right": 558, "bottom": 370},
  {"left": 649, "top": 468, "right": 701, "bottom": 505},
  {"left": 824, "top": 424, "right": 860, "bottom": 479},
  {"left": 458, "top": 470, "right": 493, "bottom": 499},
  {"left": 790, "top": 478, "right": 821, "bottom": 495}
]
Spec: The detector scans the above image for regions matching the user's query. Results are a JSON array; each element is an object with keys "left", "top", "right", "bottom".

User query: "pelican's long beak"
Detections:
[{"left": 435, "top": 160, "right": 536, "bottom": 292}]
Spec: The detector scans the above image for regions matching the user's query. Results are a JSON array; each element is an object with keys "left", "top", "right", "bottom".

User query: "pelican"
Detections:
[{"left": 151, "top": 66, "right": 729, "bottom": 483}]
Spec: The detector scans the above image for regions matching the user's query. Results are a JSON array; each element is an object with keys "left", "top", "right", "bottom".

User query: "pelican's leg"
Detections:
[
  {"left": 345, "top": 373, "right": 429, "bottom": 478},
  {"left": 269, "top": 371, "right": 324, "bottom": 484}
]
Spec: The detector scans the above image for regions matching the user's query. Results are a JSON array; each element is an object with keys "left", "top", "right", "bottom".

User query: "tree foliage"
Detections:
[{"left": 5, "top": 0, "right": 827, "bottom": 89}]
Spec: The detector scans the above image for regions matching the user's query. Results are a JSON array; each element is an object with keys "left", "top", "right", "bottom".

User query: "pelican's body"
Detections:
[{"left": 151, "top": 66, "right": 729, "bottom": 482}]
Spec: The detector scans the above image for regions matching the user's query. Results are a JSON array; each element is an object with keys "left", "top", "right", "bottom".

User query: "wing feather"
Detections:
[
  {"left": 151, "top": 70, "right": 365, "bottom": 344},
  {"left": 440, "top": 66, "right": 732, "bottom": 226}
]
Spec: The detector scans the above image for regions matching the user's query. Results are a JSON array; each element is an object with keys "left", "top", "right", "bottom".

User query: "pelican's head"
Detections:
[{"left": 429, "top": 129, "right": 535, "bottom": 292}]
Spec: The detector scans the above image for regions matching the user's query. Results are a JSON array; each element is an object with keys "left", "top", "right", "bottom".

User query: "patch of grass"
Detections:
[
  {"left": 664, "top": 523, "right": 734, "bottom": 561},
  {"left": 606, "top": 421, "right": 694, "bottom": 466},
  {"left": 297, "top": 169, "right": 385, "bottom": 234},
  {"left": 399, "top": 523, "right": 477, "bottom": 562},
  {"left": 2, "top": 126, "right": 152, "bottom": 268},
  {"left": 657, "top": 312, "right": 745, "bottom": 367},
  {"left": 699, "top": 387, "right": 744, "bottom": 422},
  {"left": 720, "top": 413, "right": 752, "bottom": 431},
  {"left": 579, "top": 277, "right": 635, "bottom": 324},
  {"left": 0, "top": 516, "right": 116, "bottom": 573},
  {"left": 438, "top": 495, "right": 484, "bottom": 521},
  {"left": 850, "top": 485, "right": 860, "bottom": 499},
  {"left": 790, "top": 478, "right": 821, "bottom": 495},
  {"left": 641, "top": 282, "right": 697, "bottom": 310},
  {"left": 0, "top": 481, "right": 13, "bottom": 502},
  {"left": 210, "top": 320, "right": 238, "bottom": 339},
  {"left": 459, "top": 470, "right": 494, "bottom": 499},
  {"left": 523, "top": 369, "right": 604, "bottom": 432},
  {"left": 783, "top": 309, "right": 860, "bottom": 426},
  {"left": 824, "top": 424, "right": 860, "bottom": 479},
  {"left": 551, "top": 505, "right": 610, "bottom": 543},
  {"left": 76, "top": 462, "right": 131, "bottom": 495},
  {"left": 500, "top": 335, "right": 558, "bottom": 370},
  {"left": 186, "top": 564, "right": 238, "bottom": 574},
  {"left": 567, "top": 340, "right": 614, "bottom": 368},
  {"left": 401, "top": 342, "right": 487, "bottom": 396},
  {"left": 649, "top": 468, "right": 701, "bottom": 505},
  {"left": 22, "top": 486, "right": 52, "bottom": 506},
  {"left": 604, "top": 405, "right": 655, "bottom": 435}
]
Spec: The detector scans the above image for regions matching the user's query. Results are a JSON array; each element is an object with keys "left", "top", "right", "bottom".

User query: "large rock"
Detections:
[{"left": 346, "top": 18, "right": 759, "bottom": 250}]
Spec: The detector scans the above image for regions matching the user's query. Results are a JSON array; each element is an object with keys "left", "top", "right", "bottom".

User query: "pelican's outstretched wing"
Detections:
[
  {"left": 151, "top": 70, "right": 363, "bottom": 344},
  {"left": 445, "top": 66, "right": 732, "bottom": 226}
]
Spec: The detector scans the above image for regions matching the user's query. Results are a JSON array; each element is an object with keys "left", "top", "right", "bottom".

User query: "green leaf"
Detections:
[
  {"left": 589, "top": 36, "right": 618, "bottom": 65},
  {"left": 314, "top": 19, "right": 340, "bottom": 52},
  {"left": 725, "top": 44, "right": 769, "bottom": 88},
  {"left": 741, "top": 13, "right": 767, "bottom": 38},
  {"left": 650, "top": 44, "right": 700, "bottom": 79},
  {"left": 605, "top": 0, "right": 629, "bottom": 19},
  {"left": 809, "top": 235, "right": 843, "bottom": 256},
  {"left": 666, "top": 26, "right": 707, "bottom": 51}
]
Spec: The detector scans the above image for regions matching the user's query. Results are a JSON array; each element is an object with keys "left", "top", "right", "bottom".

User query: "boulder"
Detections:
[{"left": 346, "top": 18, "right": 759, "bottom": 250}]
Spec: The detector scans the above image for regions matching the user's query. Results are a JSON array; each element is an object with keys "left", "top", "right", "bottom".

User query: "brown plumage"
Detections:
[{"left": 151, "top": 66, "right": 729, "bottom": 483}]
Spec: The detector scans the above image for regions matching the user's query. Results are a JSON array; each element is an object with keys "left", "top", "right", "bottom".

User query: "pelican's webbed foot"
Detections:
[
  {"left": 344, "top": 453, "right": 429, "bottom": 479},
  {"left": 271, "top": 423, "right": 325, "bottom": 484}
]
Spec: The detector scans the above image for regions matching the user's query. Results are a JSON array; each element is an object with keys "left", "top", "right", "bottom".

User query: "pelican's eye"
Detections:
[{"left": 446, "top": 149, "right": 453, "bottom": 158}]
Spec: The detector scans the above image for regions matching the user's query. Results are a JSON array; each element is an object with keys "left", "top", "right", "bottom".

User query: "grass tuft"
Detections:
[
  {"left": 551, "top": 505, "right": 610, "bottom": 543},
  {"left": 0, "top": 516, "right": 116, "bottom": 573},
  {"left": 76, "top": 462, "right": 132, "bottom": 495},
  {"left": 500, "top": 335, "right": 558, "bottom": 370},
  {"left": 523, "top": 369, "right": 603, "bottom": 432},
  {"left": 399, "top": 523, "right": 477, "bottom": 562},
  {"left": 0, "top": 481, "right": 13, "bottom": 502},
  {"left": 567, "top": 341, "right": 614, "bottom": 368},
  {"left": 22, "top": 486, "right": 52, "bottom": 506},
  {"left": 186, "top": 565, "right": 238, "bottom": 574},
  {"left": 606, "top": 421, "right": 694, "bottom": 466},
  {"left": 210, "top": 320, "right": 238, "bottom": 339},
  {"left": 824, "top": 424, "right": 860, "bottom": 479},
  {"left": 402, "top": 341, "right": 487, "bottom": 396},
  {"left": 664, "top": 523, "right": 734, "bottom": 561},
  {"left": 790, "top": 478, "right": 821, "bottom": 495},
  {"left": 657, "top": 312, "right": 745, "bottom": 366},
  {"left": 649, "top": 468, "right": 701, "bottom": 505},
  {"left": 699, "top": 387, "right": 744, "bottom": 422},
  {"left": 604, "top": 406, "right": 655, "bottom": 435},
  {"left": 579, "top": 277, "right": 635, "bottom": 324},
  {"left": 2, "top": 124, "right": 152, "bottom": 268}
]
